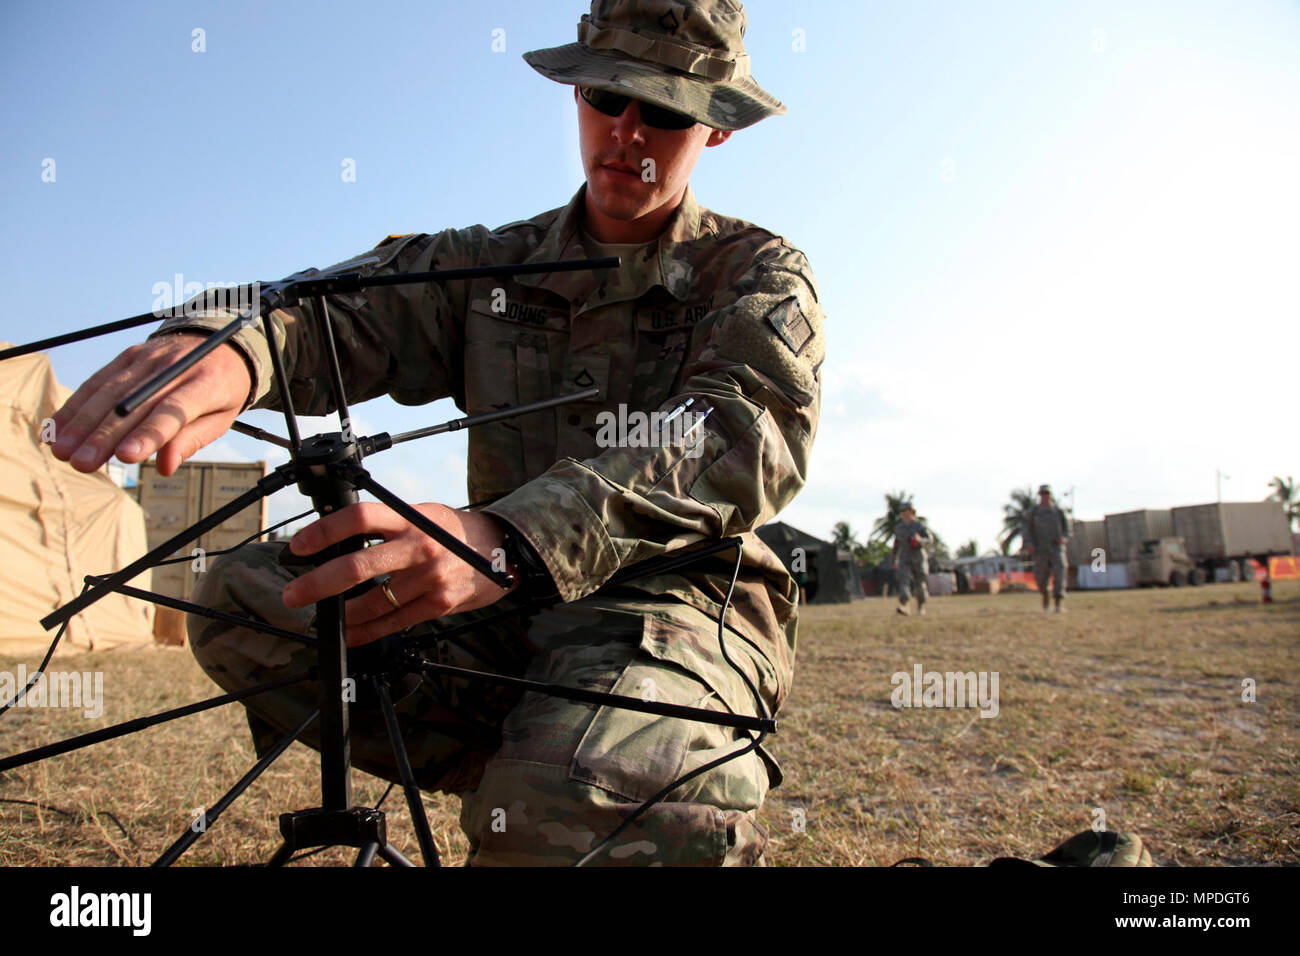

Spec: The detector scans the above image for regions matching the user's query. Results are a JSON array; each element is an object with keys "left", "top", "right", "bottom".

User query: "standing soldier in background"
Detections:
[
  {"left": 1024, "top": 484, "right": 1071, "bottom": 612},
  {"left": 892, "top": 502, "right": 930, "bottom": 616}
]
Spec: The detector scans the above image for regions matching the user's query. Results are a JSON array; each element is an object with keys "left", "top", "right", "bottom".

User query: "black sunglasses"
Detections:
[{"left": 578, "top": 86, "right": 697, "bottom": 130}]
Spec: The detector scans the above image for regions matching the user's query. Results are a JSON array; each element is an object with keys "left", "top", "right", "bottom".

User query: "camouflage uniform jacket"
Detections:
[
  {"left": 1023, "top": 504, "right": 1071, "bottom": 552},
  {"left": 891, "top": 519, "right": 930, "bottom": 566},
  {"left": 151, "top": 185, "right": 825, "bottom": 709}
]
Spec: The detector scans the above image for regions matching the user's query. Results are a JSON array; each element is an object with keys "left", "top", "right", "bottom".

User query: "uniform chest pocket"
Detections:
[
  {"left": 632, "top": 311, "right": 695, "bottom": 412},
  {"left": 554, "top": 352, "right": 612, "bottom": 464},
  {"left": 465, "top": 298, "right": 569, "bottom": 481}
]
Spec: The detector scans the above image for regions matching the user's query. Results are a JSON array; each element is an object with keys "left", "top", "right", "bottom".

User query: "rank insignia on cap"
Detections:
[{"left": 766, "top": 296, "right": 813, "bottom": 356}]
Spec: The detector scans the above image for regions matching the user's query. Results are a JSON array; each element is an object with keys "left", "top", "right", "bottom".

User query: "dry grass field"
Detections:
[{"left": 1, "top": 581, "right": 1296, "bottom": 866}]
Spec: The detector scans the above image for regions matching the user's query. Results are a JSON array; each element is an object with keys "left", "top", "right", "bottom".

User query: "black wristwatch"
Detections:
[{"left": 499, "top": 525, "right": 557, "bottom": 598}]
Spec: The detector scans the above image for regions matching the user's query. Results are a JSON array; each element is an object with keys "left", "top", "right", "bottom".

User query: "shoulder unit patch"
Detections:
[{"left": 766, "top": 295, "right": 814, "bottom": 356}]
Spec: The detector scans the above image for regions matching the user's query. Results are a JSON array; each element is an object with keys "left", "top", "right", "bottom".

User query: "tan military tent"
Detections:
[{"left": 0, "top": 345, "right": 153, "bottom": 656}]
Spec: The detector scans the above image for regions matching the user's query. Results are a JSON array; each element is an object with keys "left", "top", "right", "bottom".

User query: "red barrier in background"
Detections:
[
  {"left": 973, "top": 570, "right": 1038, "bottom": 590},
  {"left": 1268, "top": 556, "right": 1299, "bottom": 580}
]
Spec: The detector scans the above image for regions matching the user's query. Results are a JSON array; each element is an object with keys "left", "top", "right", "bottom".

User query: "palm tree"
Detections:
[
  {"left": 999, "top": 486, "right": 1035, "bottom": 554},
  {"left": 1270, "top": 475, "right": 1298, "bottom": 531},
  {"left": 870, "top": 490, "right": 919, "bottom": 545},
  {"left": 957, "top": 539, "right": 978, "bottom": 558},
  {"left": 831, "top": 521, "right": 860, "bottom": 550}
]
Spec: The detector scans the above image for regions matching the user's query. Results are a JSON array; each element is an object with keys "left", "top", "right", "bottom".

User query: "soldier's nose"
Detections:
[{"left": 611, "top": 102, "right": 647, "bottom": 146}]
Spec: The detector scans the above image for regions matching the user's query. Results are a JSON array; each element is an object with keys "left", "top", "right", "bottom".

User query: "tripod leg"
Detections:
[
  {"left": 354, "top": 841, "right": 379, "bottom": 868},
  {"left": 374, "top": 679, "right": 441, "bottom": 867},
  {"left": 154, "top": 709, "right": 320, "bottom": 867},
  {"left": 266, "top": 841, "right": 295, "bottom": 868},
  {"left": 377, "top": 844, "right": 415, "bottom": 867}
]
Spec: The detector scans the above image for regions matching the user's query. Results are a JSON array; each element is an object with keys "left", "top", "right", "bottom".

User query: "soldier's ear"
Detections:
[{"left": 705, "top": 129, "right": 732, "bottom": 148}]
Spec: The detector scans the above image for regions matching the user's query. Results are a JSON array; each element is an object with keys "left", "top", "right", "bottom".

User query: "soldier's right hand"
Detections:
[{"left": 49, "top": 333, "right": 252, "bottom": 478}]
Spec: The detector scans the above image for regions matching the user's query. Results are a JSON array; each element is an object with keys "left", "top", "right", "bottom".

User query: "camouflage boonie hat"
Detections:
[
  {"left": 523, "top": 0, "right": 787, "bottom": 131},
  {"left": 900, "top": 502, "right": 916, "bottom": 513},
  {"left": 1038, "top": 484, "right": 1052, "bottom": 495},
  {"left": 988, "top": 829, "right": 1156, "bottom": 867}
]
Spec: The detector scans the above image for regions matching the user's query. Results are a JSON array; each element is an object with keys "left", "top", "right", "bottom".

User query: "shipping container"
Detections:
[
  {"left": 1171, "top": 501, "right": 1292, "bottom": 579},
  {"left": 137, "top": 460, "right": 268, "bottom": 602},
  {"left": 1067, "top": 519, "right": 1107, "bottom": 567},
  {"left": 1104, "top": 509, "right": 1174, "bottom": 563},
  {"left": 202, "top": 465, "right": 269, "bottom": 533},
  {"left": 1172, "top": 502, "right": 1291, "bottom": 560}
]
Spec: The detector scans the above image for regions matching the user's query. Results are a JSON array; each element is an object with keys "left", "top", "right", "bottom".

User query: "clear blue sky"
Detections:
[{"left": 3, "top": 0, "right": 1297, "bottom": 550}]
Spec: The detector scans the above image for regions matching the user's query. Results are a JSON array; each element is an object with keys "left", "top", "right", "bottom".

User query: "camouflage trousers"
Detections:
[
  {"left": 187, "top": 542, "right": 779, "bottom": 866},
  {"left": 1032, "top": 546, "right": 1068, "bottom": 598},
  {"left": 897, "top": 558, "right": 928, "bottom": 607}
]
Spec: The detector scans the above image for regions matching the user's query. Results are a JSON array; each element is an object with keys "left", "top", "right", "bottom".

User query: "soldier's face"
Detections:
[{"left": 575, "top": 86, "right": 730, "bottom": 242}]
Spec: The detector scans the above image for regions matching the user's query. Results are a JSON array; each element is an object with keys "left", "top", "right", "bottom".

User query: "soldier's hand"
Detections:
[
  {"left": 50, "top": 334, "right": 251, "bottom": 477},
  {"left": 281, "top": 502, "right": 519, "bottom": 646},
  {"left": 1025, "top": 546, "right": 1034, "bottom": 556}
]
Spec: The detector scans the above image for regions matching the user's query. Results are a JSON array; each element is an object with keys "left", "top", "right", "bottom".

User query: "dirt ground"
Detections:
[{"left": 1, "top": 580, "right": 1295, "bottom": 866}]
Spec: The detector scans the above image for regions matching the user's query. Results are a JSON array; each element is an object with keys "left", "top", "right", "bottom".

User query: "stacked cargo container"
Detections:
[
  {"left": 1066, "top": 519, "right": 1107, "bottom": 568},
  {"left": 1171, "top": 502, "right": 1292, "bottom": 581},
  {"left": 136, "top": 461, "right": 269, "bottom": 602},
  {"left": 1103, "top": 509, "right": 1174, "bottom": 563}
]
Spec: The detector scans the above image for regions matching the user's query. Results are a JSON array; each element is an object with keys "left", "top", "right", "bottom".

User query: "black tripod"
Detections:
[{"left": 0, "top": 257, "right": 776, "bottom": 867}]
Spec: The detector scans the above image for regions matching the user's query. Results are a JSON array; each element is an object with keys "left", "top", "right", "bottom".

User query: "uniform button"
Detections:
[{"left": 567, "top": 414, "right": 580, "bottom": 426}]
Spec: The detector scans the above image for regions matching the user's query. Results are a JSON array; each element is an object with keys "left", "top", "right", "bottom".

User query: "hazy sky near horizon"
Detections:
[{"left": 2, "top": 0, "right": 1297, "bottom": 551}]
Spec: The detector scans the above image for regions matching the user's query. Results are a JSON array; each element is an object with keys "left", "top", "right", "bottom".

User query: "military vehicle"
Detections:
[{"left": 1129, "top": 537, "right": 1202, "bottom": 587}]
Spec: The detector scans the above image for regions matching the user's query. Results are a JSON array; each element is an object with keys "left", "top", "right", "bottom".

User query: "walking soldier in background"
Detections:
[
  {"left": 1024, "top": 484, "right": 1071, "bottom": 612},
  {"left": 892, "top": 502, "right": 930, "bottom": 616}
]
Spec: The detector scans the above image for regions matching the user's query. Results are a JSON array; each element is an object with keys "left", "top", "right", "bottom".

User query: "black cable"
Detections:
[
  {"left": 0, "top": 797, "right": 75, "bottom": 818},
  {"left": 0, "top": 580, "right": 89, "bottom": 719},
  {"left": 574, "top": 539, "right": 771, "bottom": 866},
  {"left": 0, "top": 798, "right": 142, "bottom": 861}
]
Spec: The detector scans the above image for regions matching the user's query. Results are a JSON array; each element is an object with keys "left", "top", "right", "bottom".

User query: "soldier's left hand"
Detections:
[{"left": 279, "top": 502, "right": 517, "bottom": 646}]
